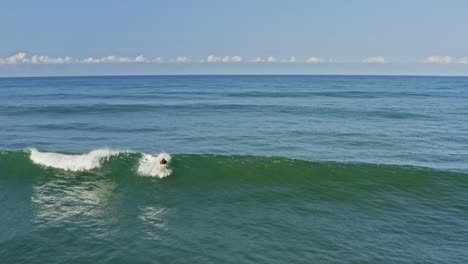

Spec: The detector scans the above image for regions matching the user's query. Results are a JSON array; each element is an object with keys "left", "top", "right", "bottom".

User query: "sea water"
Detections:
[{"left": 1, "top": 75, "right": 467, "bottom": 263}]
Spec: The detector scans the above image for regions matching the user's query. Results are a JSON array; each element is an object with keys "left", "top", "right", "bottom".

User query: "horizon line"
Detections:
[{"left": 1, "top": 73, "right": 468, "bottom": 79}]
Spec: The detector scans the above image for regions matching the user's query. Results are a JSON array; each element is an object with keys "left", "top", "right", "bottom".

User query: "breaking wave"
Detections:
[
  {"left": 0, "top": 149, "right": 466, "bottom": 185},
  {"left": 28, "top": 148, "right": 172, "bottom": 178},
  {"left": 30, "top": 148, "right": 122, "bottom": 172}
]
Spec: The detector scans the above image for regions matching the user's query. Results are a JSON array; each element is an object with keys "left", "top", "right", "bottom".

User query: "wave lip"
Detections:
[
  {"left": 137, "top": 153, "right": 172, "bottom": 178},
  {"left": 29, "top": 148, "right": 122, "bottom": 172}
]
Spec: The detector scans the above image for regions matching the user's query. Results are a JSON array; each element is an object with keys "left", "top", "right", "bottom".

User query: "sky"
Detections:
[{"left": 1, "top": 0, "right": 468, "bottom": 77}]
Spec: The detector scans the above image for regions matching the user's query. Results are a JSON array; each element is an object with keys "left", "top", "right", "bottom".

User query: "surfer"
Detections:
[{"left": 160, "top": 158, "right": 167, "bottom": 165}]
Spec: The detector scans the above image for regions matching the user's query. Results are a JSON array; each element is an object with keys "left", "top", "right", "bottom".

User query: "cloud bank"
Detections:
[
  {"left": 306, "top": 57, "right": 323, "bottom": 64},
  {"left": 81, "top": 55, "right": 160, "bottom": 64},
  {"left": 2, "top": 52, "right": 468, "bottom": 66},
  {"left": 424, "top": 55, "right": 468, "bottom": 64},
  {"left": 362, "top": 57, "right": 386, "bottom": 64},
  {"left": 0, "top": 52, "right": 73, "bottom": 65},
  {"left": 206, "top": 55, "right": 243, "bottom": 63},
  {"left": 424, "top": 56, "right": 453, "bottom": 64}
]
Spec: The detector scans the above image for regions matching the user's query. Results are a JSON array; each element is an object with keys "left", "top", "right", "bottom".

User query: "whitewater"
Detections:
[{"left": 29, "top": 148, "right": 172, "bottom": 178}]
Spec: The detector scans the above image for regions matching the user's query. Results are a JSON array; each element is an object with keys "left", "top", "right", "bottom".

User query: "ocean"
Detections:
[{"left": 1, "top": 75, "right": 467, "bottom": 263}]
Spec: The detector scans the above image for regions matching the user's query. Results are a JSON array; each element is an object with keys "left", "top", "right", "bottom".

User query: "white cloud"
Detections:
[
  {"left": 80, "top": 55, "right": 151, "bottom": 64},
  {"left": 0, "top": 52, "right": 29, "bottom": 64},
  {"left": 8, "top": 52, "right": 468, "bottom": 66},
  {"left": 424, "top": 55, "right": 453, "bottom": 64},
  {"left": 306, "top": 57, "right": 323, "bottom": 64},
  {"left": 230, "top": 56, "right": 242, "bottom": 62},
  {"left": 422, "top": 55, "right": 468, "bottom": 64},
  {"left": 81, "top": 57, "right": 100, "bottom": 64},
  {"left": 206, "top": 55, "right": 242, "bottom": 63},
  {"left": 135, "top": 55, "right": 146, "bottom": 62},
  {"left": 151, "top": 57, "right": 163, "bottom": 63},
  {"left": 207, "top": 55, "right": 222, "bottom": 63},
  {"left": 173, "top": 56, "right": 191, "bottom": 63},
  {"left": 96, "top": 56, "right": 130, "bottom": 63},
  {"left": 253, "top": 57, "right": 263, "bottom": 63},
  {"left": 0, "top": 52, "right": 73, "bottom": 65},
  {"left": 266, "top": 56, "right": 277, "bottom": 63},
  {"left": 31, "top": 55, "right": 73, "bottom": 64},
  {"left": 362, "top": 56, "right": 386, "bottom": 64},
  {"left": 458, "top": 57, "right": 468, "bottom": 64}
]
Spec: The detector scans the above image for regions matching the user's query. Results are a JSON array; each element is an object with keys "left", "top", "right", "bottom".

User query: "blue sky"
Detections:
[{"left": 1, "top": 0, "right": 468, "bottom": 76}]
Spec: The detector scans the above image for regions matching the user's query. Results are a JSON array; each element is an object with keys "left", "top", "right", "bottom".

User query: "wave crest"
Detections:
[
  {"left": 29, "top": 148, "right": 173, "bottom": 178},
  {"left": 30, "top": 148, "right": 122, "bottom": 172}
]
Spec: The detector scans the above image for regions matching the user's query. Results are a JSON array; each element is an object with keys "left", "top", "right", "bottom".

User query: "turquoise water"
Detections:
[{"left": 1, "top": 75, "right": 468, "bottom": 263}]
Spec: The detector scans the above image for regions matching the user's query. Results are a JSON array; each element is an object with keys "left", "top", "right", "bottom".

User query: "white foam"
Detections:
[
  {"left": 137, "top": 153, "right": 172, "bottom": 178},
  {"left": 30, "top": 148, "right": 121, "bottom": 172}
]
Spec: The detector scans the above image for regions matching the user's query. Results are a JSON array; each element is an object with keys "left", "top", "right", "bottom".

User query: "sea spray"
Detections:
[{"left": 137, "top": 153, "right": 172, "bottom": 178}]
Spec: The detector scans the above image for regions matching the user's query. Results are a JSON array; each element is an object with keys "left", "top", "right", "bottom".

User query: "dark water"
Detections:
[{"left": 1, "top": 75, "right": 468, "bottom": 263}]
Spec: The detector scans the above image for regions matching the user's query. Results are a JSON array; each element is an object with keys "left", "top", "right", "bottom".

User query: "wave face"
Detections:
[{"left": 1, "top": 149, "right": 468, "bottom": 263}]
